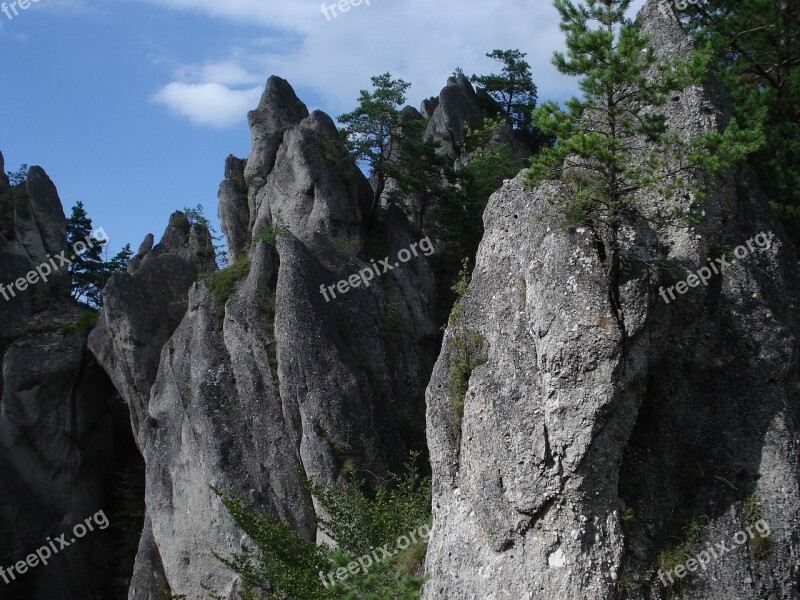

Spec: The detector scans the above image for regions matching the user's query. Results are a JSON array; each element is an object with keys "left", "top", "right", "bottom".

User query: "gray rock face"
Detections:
[
  {"left": 247, "top": 107, "right": 365, "bottom": 244},
  {"left": 0, "top": 166, "right": 70, "bottom": 332},
  {"left": 0, "top": 321, "right": 120, "bottom": 600},
  {"left": 422, "top": 2, "right": 800, "bottom": 599},
  {"left": 423, "top": 75, "right": 485, "bottom": 159},
  {"left": 244, "top": 76, "right": 310, "bottom": 189},
  {"left": 0, "top": 160, "right": 131, "bottom": 600},
  {"left": 420, "top": 97, "right": 439, "bottom": 120},
  {"left": 218, "top": 156, "right": 249, "bottom": 263},
  {"left": 89, "top": 213, "right": 213, "bottom": 440},
  {"left": 91, "top": 79, "right": 438, "bottom": 599}
]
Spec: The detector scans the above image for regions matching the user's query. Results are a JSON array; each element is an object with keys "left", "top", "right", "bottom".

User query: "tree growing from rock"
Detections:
[
  {"left": 67, "top": 201, "right": 132, "bottom": 308},
  {"left": 679, "top": 0, "right": 800, "bottom": 245},
  {"left": 67, "top": 201, "right": 109, "bottom": 307},
  {"left": 339, "top": 73, "right": 411, "bottom": 224},
  {"left": 386, "top": 119, "right": 459, "bottom": 230},
  {"left": 524, "top": 0, "right": 762, "bottom": 334},
  {"left": 471, "top": 49, "right": 538, "bottom": 132}
]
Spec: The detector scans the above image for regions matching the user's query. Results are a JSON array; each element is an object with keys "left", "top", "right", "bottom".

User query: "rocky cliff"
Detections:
[
  {"left": 90, "top": 77, "right": 440, "bottom": 598},
  {"left": 0, "top": 157, "right": 135, "bottom": 600},
  {"left": 422, "top": 2, "right": 800, "bottom": 599}
]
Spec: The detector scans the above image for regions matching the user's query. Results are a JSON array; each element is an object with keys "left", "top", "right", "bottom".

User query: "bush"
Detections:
[
  {"left": 446, "top": 259, "right": 487, "bottom": 443},
  {"left": 76, "top": 311, "right": 100, "bottom": 339},
  {"left": 330, "top": 235, "right": 363, "bottom": 257},
  {"left": 209, "top": 453, "right": 431, "bottom": 600},
  {"left": 201, "top": 257, "right": 251, "bottom": 309}
]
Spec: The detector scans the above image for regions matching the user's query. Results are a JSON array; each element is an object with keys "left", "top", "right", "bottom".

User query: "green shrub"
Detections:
[
  {"left": 76, "top": 311, "right": 100, "bottom": 339},
  {"left": 657, "top": 515, "right": 706, "bottom": 593},
  {"left": 744, "top": 495, "right": 762, "bottom": 524},
  {"left": 201, "top": 257, "right": 251, "bottom": 310},
  {"left": 330, "top": 235, "right": 363, "bottom": 257},
  {"left": 253, "top": 212, "right": 288, "bottom": 245},
  {"left": 770, "top": 201, "right": 800, "bottom": 248},
  {"left": 446, "top": 259, "right": 487, "bottom": 443},
  {"left": 208, "top": 453, "right": 431, "bottom": 600}
]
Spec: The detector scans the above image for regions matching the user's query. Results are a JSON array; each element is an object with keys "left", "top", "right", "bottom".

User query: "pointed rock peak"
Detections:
[
  {"left": 420, "top": 97, "right": 439, "bottom": 119},
  {"left": 245, "top": 76, "right": 311, "bottom": 185},
  {"left": 250, "top": 75, "right": 309, "bottom": 126},
  {"left": 446, "top": 73, "right": 476, "bottom": 94},
  {"left": 400, "top": 105, "right": 424, "bottom": 123}
]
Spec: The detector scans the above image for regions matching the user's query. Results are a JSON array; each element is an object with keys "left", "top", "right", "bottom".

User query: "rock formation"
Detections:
[
  {"left": 422, "top": 2, "right": 800, "bottom": 599},
  {"left": 0, "top": 162, "right": 135, "bottom": 600},
  {"left": 90, "top": 77, "right": 439, "bottom": 599}
]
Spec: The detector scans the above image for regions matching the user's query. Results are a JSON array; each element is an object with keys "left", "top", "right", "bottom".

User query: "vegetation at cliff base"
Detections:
[{"left": 209, "top": 453, "right": 431, "bottom": 600}]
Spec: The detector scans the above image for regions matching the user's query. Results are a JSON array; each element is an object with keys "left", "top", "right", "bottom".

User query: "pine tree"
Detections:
[
  {"left": 524, "top": 0, "right": 762, "bottom": 333},
  {"left": 679, "top": 0, "right": 800, "bottom": 244},
  {"left": 339, "top": 73, "right": 412, "bottom": 224},
  {"left": 67, "top": 201, "right": 107, "bottom": 307},
  {"left": 471, "top": 50, "right": 538, "bottom": 132},
  {"left": 386, "top": 119, "right": 459, "bottom": 229}
]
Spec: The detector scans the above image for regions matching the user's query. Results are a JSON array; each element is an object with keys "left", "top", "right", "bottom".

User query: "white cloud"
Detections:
[
  {"left": 142, "top": 0, "right": 650, "bottom": 128},
  {"left": 152, "top": 82, "right": 262, "bottom": 128}
]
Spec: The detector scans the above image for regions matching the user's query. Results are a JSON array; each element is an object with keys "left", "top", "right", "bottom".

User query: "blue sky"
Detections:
[{"left": 0, "top": 0, "right": 646, "bottom": 256}]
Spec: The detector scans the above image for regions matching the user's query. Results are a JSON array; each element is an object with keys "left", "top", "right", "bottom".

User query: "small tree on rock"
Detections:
[
  {"left": 339, "top": 73, "right": 412, "bottom": 224},
  {"left": 524, "top": 0, "right": 762, "bottom": 335},
  {"left": 472, "top": 50, "right": 538, "bottom": 133}
]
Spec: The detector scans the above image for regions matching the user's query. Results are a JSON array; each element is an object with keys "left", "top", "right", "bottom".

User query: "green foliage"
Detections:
[
  {"left": 5, "top": 163, "right": 28, "bottom": 186},
  {"left": 770, "top": 202, "right": 800, "bottom": 248},
  {"left": 156, "top": 584, "right": 188, "bottom": 600},
  {"left": 427, "top": 121, "right": 520, "bottom": 261},
  {"left": 525, "top": 0, "right": 760, "bottom": 217},
  {"left": 744, "top": 495, "right": 762, "bottom": 525},
  {"left": 385, "top": 118, "right": 460, "bottom": 229},
  {"left": 339, "top": 73, "right": 412, "bottom": 223},
  {"left": 75, "top": 311, "right": 100, "bottom": 339},
  {"left": 201, "top": 256, "right": 251, "bottom": 310},
  {"left": 330, "top": 235, "right": 364, "bottom": 257},
  {"left": 253, "top": 212, "right": 288, "bottom": 245},
  {"left": 446, "top": 259, "right": 488, "bottom": 443},
  {"left": 181, "top": 203, "right": 226, "bottom": 268},
  {"left": 471, "top": 49, "right": 538, "bottom": 132},
  {"left": 680, "top": 1, "right": 800, "bottom": 246},
  {"left": 67, "top": 201, "right": 109, "bottom": 307},
  {"left": 210, "top": 453, "right": 431, "bottom": 599},
  {"left": 657, "top": 515, "right": 706, "bottom": 592},
  {"left": 524, "top": 0, "right": 763, "bottom": 331},
  {"left": 621, "top": 506, "right": 635, "bottom": 523}
]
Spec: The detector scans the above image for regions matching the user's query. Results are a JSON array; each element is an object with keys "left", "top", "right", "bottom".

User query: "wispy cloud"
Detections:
[
  {"left": 141, "top": 0, "right": 649, "bottom": 129},
  {"left": 152, "top": 81, "right": 262, "bottom": 128}
]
